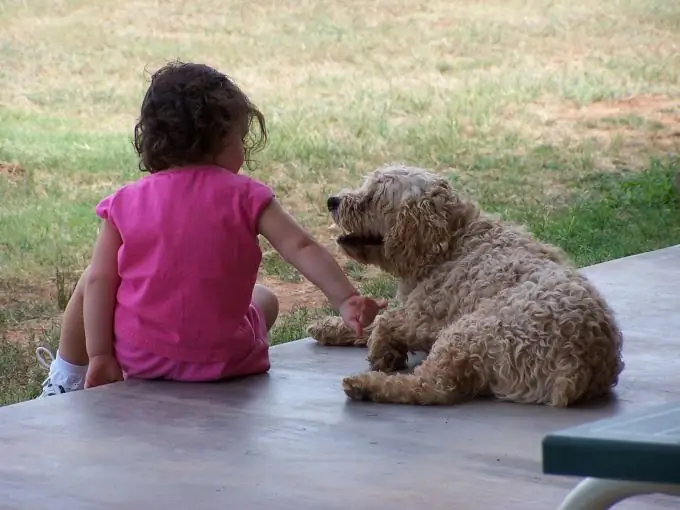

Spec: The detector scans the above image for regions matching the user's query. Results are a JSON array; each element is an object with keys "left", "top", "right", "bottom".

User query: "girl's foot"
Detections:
[{"left": 35, "top": 347, "right": 87, "bottom": 398}]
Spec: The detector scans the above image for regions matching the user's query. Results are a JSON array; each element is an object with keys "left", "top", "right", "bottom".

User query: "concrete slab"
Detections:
[{"left": 1, "top": 245, "right": 679, "bottom": 510}]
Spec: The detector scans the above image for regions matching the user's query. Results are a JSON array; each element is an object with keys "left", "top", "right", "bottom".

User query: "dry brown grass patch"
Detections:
[
  {"left": 521, "top": 94, "right": 680, "bottom": 170},
  {"left": 0, "top": 161, "right": 25, "bottom": 183}
]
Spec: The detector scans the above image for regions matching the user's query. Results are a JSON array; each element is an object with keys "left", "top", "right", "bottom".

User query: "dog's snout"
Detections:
[{"left": 327, "top": 196, "right": 341, "bottom": 211}]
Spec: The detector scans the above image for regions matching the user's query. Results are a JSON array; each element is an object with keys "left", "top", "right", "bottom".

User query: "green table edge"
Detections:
[{"left": 542, "top": 401, "right": 680, "bottom": 485}]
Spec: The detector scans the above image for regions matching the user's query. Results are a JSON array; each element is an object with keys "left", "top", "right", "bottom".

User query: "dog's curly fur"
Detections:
[{"left": 308, "top": 164, "right": 625, "bottom": 406}]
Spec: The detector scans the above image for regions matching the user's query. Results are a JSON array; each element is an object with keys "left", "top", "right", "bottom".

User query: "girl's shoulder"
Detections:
[
  {"left": 152, "top": 165, "right": 273, "bottom": 194},
  {"left": 105, "top": 167, "right": 274, "bottom": 204},
  {"left": 216, "top": 169, "right": 269, "bottom": 187},
  {"left": 208, "top": 170, "right": 274, "bottom": 199}
]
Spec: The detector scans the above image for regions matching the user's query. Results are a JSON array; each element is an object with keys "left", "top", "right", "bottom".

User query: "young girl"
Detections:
[{"left": 36, "top": 60, "right": 386, "bottom": 397}]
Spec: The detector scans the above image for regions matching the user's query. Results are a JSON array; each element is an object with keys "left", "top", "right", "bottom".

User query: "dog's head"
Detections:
[{"left": 327, "top": 165, "right": 477, "bottom": 277}]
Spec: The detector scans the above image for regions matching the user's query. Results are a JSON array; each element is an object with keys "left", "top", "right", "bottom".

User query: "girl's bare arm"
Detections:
[
  {"left": 258, "top": 199, "right": 359, "bottom": 310},
  {"left": 83, "top": 220, "right": 122, "bottom": 359}
]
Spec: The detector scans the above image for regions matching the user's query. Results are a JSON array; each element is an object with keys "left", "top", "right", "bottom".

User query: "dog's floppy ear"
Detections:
[{"left": 384, "top": 188, "right": 453, "bottom": 275}]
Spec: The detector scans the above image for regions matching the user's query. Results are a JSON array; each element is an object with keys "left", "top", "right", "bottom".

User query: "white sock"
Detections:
[{"left": 51, "top": 351, "right": 88, "bottom": 382}]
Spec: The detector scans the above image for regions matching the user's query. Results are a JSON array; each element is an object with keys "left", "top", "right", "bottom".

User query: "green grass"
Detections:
[
  {"left": 1, "top": 0, "right": 680, "bottom": 406},
  {"left": 524, "top": 158, "right": 680, "bottom": 266}
]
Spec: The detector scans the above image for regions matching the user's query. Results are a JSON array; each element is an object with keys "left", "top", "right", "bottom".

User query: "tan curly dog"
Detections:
[{"left": 308, "top": 164, "right": 625, "bottom": 406}]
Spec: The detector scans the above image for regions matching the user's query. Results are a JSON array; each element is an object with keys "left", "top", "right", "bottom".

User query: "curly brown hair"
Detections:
[{"left": 132, "top": 60, "right": 267, "bottom": 173}]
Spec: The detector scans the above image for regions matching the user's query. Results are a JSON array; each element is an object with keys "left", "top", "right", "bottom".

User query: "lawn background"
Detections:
[{"left": 1, "top": 0, "right": 679, "bottom": 405}]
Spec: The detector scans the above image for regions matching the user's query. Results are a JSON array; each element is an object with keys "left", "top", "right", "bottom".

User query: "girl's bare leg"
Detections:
[
  {"left": 36, "top": 268, "right": 89, "bottom": 397},
  {"left": 252, "top": 284, "right": 279, "bottom": 331}
]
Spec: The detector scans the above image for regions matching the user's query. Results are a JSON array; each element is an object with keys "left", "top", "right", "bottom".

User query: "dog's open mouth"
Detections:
[{"left": 337, "top": 233, "right": 384, "bottom": 246}]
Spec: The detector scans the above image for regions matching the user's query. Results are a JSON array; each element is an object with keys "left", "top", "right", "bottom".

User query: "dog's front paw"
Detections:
[
  {"left": 307, "top": 316, "right": 356, "bottom": 346},
  {"left": 307, "top": 316, "right": 367, "bottom": 347},
  {"left": 342, "top": 375, "right": 372, "bottom": 401},
  {"left": 368, "top": 348, "right": 407, "bottom": 373},
  {"left": 306, "top": 320, "right": 329, "bottom": 343}
]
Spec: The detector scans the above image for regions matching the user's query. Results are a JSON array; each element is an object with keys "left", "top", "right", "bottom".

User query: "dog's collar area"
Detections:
[{"left": 337, "top": 234, "right": 384, "bottom": 246}]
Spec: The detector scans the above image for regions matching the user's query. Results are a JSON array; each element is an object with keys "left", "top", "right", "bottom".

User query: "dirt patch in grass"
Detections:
[
  {"left": 559, "top": 94, "right": 679, "bottom": 122},
  {"left": 1, "top": 317, "right": 57, "bottom": 347},
  {"left": 0, "top": 279, "right": 55, "bottom": 316},
  {"left": 0, "top": 277, "right": 59, "bottom": 349},
  {"left": 260, "top": 259, "right": 390, "bottom": 315},
  {"left": 259, "top": 277, "right": 328, "bottom": 315},
  {"left": 0, "top": 161, "right": 26, "bottom": 183},
  {"left": 524, "top": 94, "right": 680, "bottom": 170}
]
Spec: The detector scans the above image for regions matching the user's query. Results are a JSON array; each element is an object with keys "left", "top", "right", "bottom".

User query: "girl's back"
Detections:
[{"left": 97, "top": 165, "right": 274, "bottom": 364}]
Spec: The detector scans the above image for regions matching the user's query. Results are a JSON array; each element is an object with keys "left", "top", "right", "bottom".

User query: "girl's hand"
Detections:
[
  {"left": 339, "top": 295, "right": 389, "bottom": 337},
  {"left": 85, "top": 354, "right": 124, "bottom": 389}
]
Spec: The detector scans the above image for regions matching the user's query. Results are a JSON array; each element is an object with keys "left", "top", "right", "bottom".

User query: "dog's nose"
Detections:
[{"left": 327, "top": 196, "right": 341, "bottom": 211}]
